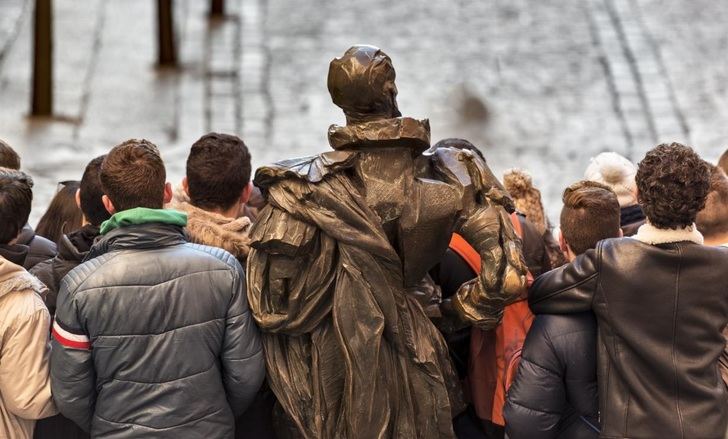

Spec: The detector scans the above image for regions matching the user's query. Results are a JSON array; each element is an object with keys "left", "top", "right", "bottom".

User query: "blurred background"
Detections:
[{"left": 1, "top": 0, "right": 726, "bottom": 224}]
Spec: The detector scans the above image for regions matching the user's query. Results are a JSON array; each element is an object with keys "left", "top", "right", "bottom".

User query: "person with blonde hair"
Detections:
[
  {"left": 503, "top": 168, "right": 566, "bottom": 268},
  {"left": 584, "top": 151, "right": 645, "bottom": 235}
]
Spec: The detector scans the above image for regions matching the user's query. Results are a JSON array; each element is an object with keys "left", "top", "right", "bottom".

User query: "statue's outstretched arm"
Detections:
[{"left": 432, "top": 148, "right": 528, "bottom": 330}]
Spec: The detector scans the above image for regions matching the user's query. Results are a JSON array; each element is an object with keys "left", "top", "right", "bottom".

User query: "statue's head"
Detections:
[{"left": 328, "top": 45, "right": 402, "bottom": 125}]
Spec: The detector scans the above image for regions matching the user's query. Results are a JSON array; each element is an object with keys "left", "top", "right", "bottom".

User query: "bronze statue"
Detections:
[{"left": 247, "top": 45, "right": 528, "bottom": 439}]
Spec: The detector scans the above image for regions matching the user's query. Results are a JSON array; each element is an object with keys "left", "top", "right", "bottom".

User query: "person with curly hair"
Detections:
[{"left": 529, "top": 143, "right": 728, "bottom": 438}]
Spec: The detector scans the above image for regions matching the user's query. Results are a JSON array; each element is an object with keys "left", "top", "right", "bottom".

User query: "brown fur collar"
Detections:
[{"left": 169, "top": 187, "right": 252, "bottom": 260}]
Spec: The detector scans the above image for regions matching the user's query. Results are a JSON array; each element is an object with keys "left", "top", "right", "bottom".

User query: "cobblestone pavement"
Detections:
[{"left": 0, "top": 0, "right": 726, "bottom": 224}]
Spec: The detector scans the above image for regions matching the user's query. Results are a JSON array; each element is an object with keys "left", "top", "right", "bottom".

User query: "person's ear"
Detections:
[
  {"left": 182, "top": 177, "right": 190, "bottom": 198},
  {"left": 240, "top": 181, "right": 253, "bottom": 204},
  {"left": 163, "top": 182, "right": 173, "bottom": 204},
  {"left": 102, "top": 195, "right": 116, "bottom": 215},
  {"left": 558, "top": 230, "right": 568, "bottom": 254},
  {"left": 75, "top": 188, "right": 82, "bottom": 209}
]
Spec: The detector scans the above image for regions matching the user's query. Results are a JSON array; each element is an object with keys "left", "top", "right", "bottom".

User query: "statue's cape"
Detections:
[{"left": 247, "top": 167, "right": 462, "bottom": 438}]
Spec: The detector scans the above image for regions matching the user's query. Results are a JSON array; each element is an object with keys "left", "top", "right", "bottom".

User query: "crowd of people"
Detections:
[{"left": 1, "top": 45, "right": 728, "bottom": 439}]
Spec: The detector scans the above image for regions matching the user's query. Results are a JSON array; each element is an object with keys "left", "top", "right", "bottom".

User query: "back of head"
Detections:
[
  {"left": 0, "top": 140, "right": 21, "bottom": 170},
  {"left": 584, "top": 151, "right": 637, "bottom": 207},
  {"left": 636, "top": 143, "right": 710, "bottom": 229},
  {"left": 80, "top": 155, "right": 111, "bottom": 226},
  {"left": 186, "top": 133, "right": 251, "bottom": 211},
  {"left": 696, "top": 165, "right": 728, "bottom": 241},
  {"left": 328, "top": 45, "right": 401, "bottom": 124},
  {"left": 503, "top": 168, "right": 547, "bottom": 235},
  {"left": 100, "top": 139, "right": 166, "bottom": 212},
  {"left": 36, "top": 181, "right": 83, "bottom": 243},
  {"left": 560, "top": 180, "right": 621, "bottom": 255},
  {"left": 0, "top": 169, "right": 33, "bottom": 244}
]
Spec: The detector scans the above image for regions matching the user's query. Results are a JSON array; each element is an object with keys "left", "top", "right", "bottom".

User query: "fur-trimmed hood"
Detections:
[
  {"left": 0, "top": 256, "right": 47, "bottom": 300},
  {"left": 169, "top": 186, "right": 252, "bottom": 260}
]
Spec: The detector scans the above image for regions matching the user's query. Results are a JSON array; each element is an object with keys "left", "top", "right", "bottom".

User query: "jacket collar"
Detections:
[
  {"left": 0, "top": 256, "right": 47, "bottom": 299},
  {"left": 0, "top": 244, "right": 29, "bottom": 267},
  {"left": 58, "top": 224, "right": 100, "bottom": 261},
  {"left": 86, "top": 223, "right": 187, "bottom": 261},
  {"left": 169, "top": 188, "right": 252, "bottom": 260},
  {"left": 633, "top": 222, "right": 704, "bottom": 245},
  {"left": 100, "top": 208, "right": 187, "bottom": 235}
]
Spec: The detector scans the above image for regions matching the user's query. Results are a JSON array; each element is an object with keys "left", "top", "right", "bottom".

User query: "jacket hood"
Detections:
[
  {"left": 100, "top": 207, "right": 187, "bottom": 235},
  {"left": 170, "top": 187, "right": 252, "bottom": 260},
  {"left": 0, "top": 256, "right": 47, "bottom": 299}
]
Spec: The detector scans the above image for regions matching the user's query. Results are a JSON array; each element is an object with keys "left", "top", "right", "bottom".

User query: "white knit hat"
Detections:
[{"left": 584, "top": 152, "right": 638, "bottom": 207}]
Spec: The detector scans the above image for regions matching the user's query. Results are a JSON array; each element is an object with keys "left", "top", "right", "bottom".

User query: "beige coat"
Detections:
[{"left": 0, "top": 258, "right": 56, "bottom": 439}]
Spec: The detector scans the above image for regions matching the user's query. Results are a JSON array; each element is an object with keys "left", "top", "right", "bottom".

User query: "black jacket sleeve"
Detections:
[
  {"left": 504, "top": 317, "right": 566, "bottom": 439},
  {"left": 528, "top": 246, "right": 600, "bottom": 315}
]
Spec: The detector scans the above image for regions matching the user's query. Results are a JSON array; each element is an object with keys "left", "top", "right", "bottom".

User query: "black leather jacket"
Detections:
[
  {"left": 50, "top": 223, "right": 265, "bottom": 438},
  {"left": 529, "top": 237, "right": 728, "bottom": 439}
]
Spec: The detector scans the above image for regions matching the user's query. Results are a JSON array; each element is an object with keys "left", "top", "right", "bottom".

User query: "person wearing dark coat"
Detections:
[
  {"left": 530, "top": 144, "right": 728, "bottom": 439},
  {"left": 504, "top": 180, "right": 622, "bottom": 439},
  {"left": 14, "top": 225, "right": 57, "bottom": 269},
  {"left": 31, "top": 155, "right": 108, "bottom": 318},
  {"left": 31, "top": 156, "right": 109, "bottom": 439},
  {"left": 50, "top": 140, "right": 264, "bottom": 438}
]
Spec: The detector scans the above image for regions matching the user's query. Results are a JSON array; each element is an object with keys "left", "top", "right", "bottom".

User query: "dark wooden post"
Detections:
[
  {"left": 157, "top": 0, "right": 177, "bottom": 66},
  {"left": 210, "top": 0, "right": 225, "bottom": 16},
  {"left": 32, "top": 0, "right": 53, "bottom": 116}
]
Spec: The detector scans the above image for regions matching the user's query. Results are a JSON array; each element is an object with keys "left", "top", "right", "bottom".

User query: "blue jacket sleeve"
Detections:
[
  {"left": 50, "top": 278, "right": 96, "bottom": 432},
  {"left": 221, "top": 262, "right": 265, "bottom": 416}
]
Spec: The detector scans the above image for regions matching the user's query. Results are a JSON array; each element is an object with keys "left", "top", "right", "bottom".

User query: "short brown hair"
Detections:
[
  {"left": 696, "top": 165, "right": 728, "bottom": 239},
  {"left": 0, "top": 169, "right": 33, "bottom": 244},
  {"left": 718, "top": 148, "right": 728, "bottom": 176},
  {"left": 0, "top": 140, "right": 21, "bottom": 170},
  {"left": 186, "top": 133, "right": 251, "bottom": 211},
  {"left": 100, "top": 139, "right": 166, "bottom": 212},
  {"left": 636, "top": 143, "right": 710, "bottom": 229},
  {"left": 560, "top": 180, "right": 621, "bottom": 255}
]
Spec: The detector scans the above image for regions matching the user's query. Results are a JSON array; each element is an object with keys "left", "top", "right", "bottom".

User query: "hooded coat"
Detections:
[{"left": 0, "top": 257, "right": 57, "bottom": 439}]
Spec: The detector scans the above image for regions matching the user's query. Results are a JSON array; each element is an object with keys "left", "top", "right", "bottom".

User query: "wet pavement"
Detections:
[{"left": 0, "top": 0, "right": 726, "bottom": 224}]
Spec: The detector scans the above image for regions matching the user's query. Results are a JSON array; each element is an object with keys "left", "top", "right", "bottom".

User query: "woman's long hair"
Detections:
[{"left": 36, "top": 180, "right": 83, "bottom": 245}]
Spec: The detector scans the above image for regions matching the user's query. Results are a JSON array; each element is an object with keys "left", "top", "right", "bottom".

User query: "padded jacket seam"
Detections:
[
  {"left": 75, "top": 269, "right": 233, "bottom": 294},
  {"left": 108, "top": 362, "right": 215, "bottom": 384},
  {"left": 95, "top": 406, "right": 224, "bottom": 430}
]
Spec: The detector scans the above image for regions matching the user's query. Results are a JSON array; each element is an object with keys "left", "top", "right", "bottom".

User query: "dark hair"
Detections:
[
  {"left": 36, "top": 181, "right": 83, "bottom": 244},
  {"left": 718, "top": 148, "right": 728, "bottom": 176},
  {"left": 186, "top": 133, "right": 251, "bottom": 211},
  {"left": 696, "top": 165, "right": 728, "bottom": 239},
  {"left": 560, "top": 180, "right": 621, "bottom": 255},
  {"left": 636, "top": 143, "right": 710, "bottom": 229},
  {"left": 100, "top": 139, "right": 166, "bottom": 212},
  {"left": 80, "top": 155, "right": 111, "bottom": 226},
  {"left": 0, "top": 169, "right": 33, "bottom": 244},
  {"left": 0, "top": 140, "right": 21, "bottom": 170}
]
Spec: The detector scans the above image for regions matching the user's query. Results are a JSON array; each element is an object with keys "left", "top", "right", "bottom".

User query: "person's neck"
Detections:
[
  {"left": 208, "top": 204, "right": 241, "bottom": 220},
  {"left": 704, "top": 232, "right": 728, "bottom": 246}
]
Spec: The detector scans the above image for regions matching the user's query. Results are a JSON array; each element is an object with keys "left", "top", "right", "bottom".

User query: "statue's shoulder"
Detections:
[{"left": 254, "top": 150, "right": 359, "bottom": 190}]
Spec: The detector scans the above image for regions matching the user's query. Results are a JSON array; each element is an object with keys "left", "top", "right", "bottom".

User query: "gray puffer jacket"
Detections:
[{"left": 50, "top": 223, "right": 265, "bottom": 438}]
